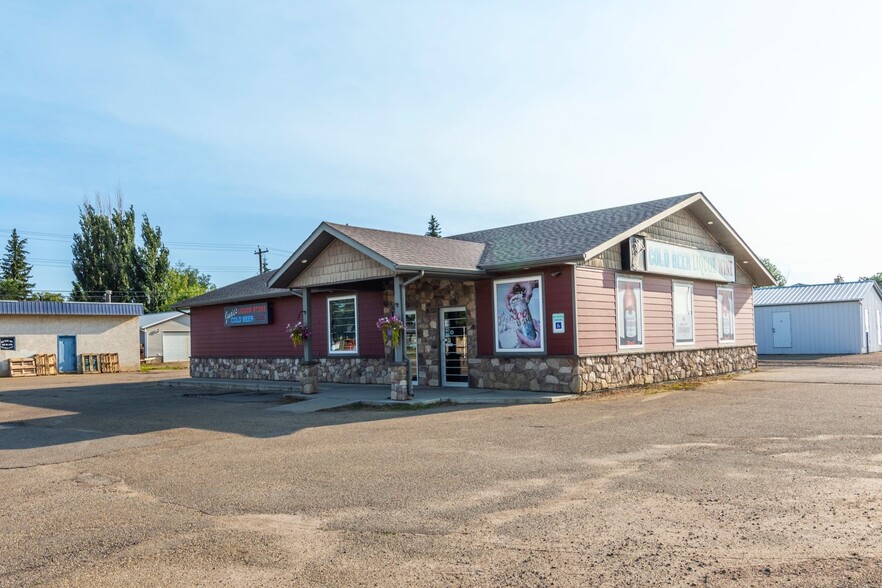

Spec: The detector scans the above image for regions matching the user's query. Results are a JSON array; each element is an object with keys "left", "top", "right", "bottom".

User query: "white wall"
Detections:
[{"left": 0, "top": 315, "right": 140, "bottom": 375}]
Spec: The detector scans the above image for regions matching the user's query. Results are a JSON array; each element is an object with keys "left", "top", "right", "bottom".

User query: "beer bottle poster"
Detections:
[
  {"left": 616, "top": 276, "right": 644, "bottom": 348},
  {"left": 493, "top": 276, "right": 544, "bottom": 353},
  {"left": 718, "top": 287, "right": 736, "bottom": 342},
  {"left": 673, "top": 282, "right": 695, "bottom": 344}
]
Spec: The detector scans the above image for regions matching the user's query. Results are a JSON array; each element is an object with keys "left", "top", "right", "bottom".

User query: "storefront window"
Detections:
[
  {"left": 717, "top": 287, "right": 735, "bottom": 343},
  {"left": 673, "top": 281, "right": 694, "bottom": 345},
  {"left": 328, "top": 295, "right": 358, "bottom": 353},
  {"left": 493, "top": 276, "right": 544, "bottom": 353},
  {"left": 616, "top": 276, "right": 644, "bottom": 349}
]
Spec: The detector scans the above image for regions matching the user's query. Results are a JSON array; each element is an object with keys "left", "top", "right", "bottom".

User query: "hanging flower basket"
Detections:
[
  {"left": 285, "top": 321, "right": 312, "bottom": 348},
  {"left": 376, "top": 314, "right": 405, "bottom": 348}
]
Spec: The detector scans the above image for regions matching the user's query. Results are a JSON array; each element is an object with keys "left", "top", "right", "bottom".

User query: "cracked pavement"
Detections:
[{"left": 1, "top": 366, "right": 881, "bottom": 587}]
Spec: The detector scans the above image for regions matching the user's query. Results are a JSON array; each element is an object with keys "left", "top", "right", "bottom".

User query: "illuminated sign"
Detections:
[{"left": 224, "top": 302, "right": 270, "bottom": 327}]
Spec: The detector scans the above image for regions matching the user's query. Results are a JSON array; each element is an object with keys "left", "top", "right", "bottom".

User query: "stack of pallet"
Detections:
[
  {"left": 8, "top": 358, "right": 37, "bottom": 377},
  {"left": 100, "top": 353, "right": 120, "bottom": 373},
  {"left": 79, "top": 353, "right": 101, "bottom": 374},
  {"left": 33, "top": 354, "right": 58, "bottom": 376}
]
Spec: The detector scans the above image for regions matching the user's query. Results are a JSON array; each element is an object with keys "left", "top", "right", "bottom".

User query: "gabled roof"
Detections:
[
  {"left": 268, "top": 191, "right": 776, "bottom": 288},
  {"left": 450, "top": 193, "right": 696, "bottom": 269},
  {"left": 0, "top": 301, "right": 142, "bottom": 316},
  {"left": 139, "top": 311, "right": 187, "bottom": 329},
  {"left": 173, "top": 270, "right": 295, "bottom": 309},
  {"left": 754, "top": 281, "right": 882, "bottom": 307}
]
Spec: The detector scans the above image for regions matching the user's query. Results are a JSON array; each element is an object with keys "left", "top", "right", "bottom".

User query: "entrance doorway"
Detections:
[
  {"left": 57, "top": 335, "right": 77, "bottom": 373},
  {"left": 440, "top": 307, "right": 468, "bottom": 387},
  {"left": 772, "top": 311, "right": 792, "bottom": 348}
]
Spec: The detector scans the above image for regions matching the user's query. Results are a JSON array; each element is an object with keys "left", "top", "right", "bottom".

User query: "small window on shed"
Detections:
[{"left": 328, "top": 295, "right": 358, "bottom": 354}]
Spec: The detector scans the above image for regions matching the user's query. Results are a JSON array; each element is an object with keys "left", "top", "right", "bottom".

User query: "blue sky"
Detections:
[{"left": 2, "top": 1, "right": 880, "bottom": 292}]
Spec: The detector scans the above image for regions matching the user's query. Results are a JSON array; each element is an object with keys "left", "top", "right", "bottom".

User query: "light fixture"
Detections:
[
  {"left": 301, "top": 259, "right": 308, "bottom": 264},
  {"left": 551, "top": 271, "right": 562, "bottom": 277},
  {"left": 743, "top": 260, "right": 749, "bottom": 264},
  {"left": 707, "top": 221, "right": 714, "bottom": 225}
]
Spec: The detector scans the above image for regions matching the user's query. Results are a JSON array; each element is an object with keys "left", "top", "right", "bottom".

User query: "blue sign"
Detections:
[{"left": 224, "top": 302, "right": 270, "bottom": 327}]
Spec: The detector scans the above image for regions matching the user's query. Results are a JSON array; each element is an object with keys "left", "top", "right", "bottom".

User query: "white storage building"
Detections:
[
  {"left": 139, "top": 311, "right": 191, "bottom": 363},
  {"left": 754, "top": 281, "right": 882, "bottom": 355}
]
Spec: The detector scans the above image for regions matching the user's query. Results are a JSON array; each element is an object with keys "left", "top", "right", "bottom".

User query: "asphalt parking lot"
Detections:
[{"left": 1, "top": 365, "right": 881, "bottom": 587}]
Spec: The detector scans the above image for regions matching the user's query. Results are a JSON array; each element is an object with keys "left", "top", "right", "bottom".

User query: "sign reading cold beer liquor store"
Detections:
[
  {"left": 224, "top": 302, "right": 270, "bottom": 327},
  {"left": 642, "top": 239, "right": 735, "bottom": 283}
]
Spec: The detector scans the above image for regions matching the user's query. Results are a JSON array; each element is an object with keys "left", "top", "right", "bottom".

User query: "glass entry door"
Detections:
[
  {"left": 405, "top": 311, "right": 418, "bottom": 384},
  {"left": 441, "top": 307, "right": 469, "bottom": 387}
]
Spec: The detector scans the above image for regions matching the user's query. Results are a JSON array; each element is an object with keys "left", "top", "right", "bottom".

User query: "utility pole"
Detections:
[{"left": 254, "top": 246, "right": 269, "bottom": 273}]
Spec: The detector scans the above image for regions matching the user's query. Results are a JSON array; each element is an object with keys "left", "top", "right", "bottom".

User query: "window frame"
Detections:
[
  {"left": 717, "top": 286, "right": 736, "bottom": 344},
  {"left": 327, "top": 294, "right": 359, "bottom": 355},
  {"left": 615, "top": 274, "right": 645, "bottom": 351},
  {"left": 492, "top": 275, "right": 545, "bottom": 354},
  {"left": 672, "top": 280, "right": 695, "bottom": 346}
]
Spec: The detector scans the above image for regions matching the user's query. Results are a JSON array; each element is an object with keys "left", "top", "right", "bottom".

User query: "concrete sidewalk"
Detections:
[{"left": 161, "top": 378, "right": 578, "bottom": 413}]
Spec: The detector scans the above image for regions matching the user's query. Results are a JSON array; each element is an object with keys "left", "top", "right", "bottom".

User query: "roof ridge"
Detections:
[
  {"left": 447, "top": 192, "right": 698, "bottom": 238},
  {"left": 326, "top": 222, "right": 481, "bottom": 244}
]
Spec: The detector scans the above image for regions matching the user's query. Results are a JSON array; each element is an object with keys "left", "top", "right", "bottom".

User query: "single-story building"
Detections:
[
  {"left": 0, "top": 300, "right": 142, "bottom": 375},
  {"left": 754, "top": 281, "right": 882, "bottom": 355},
  {"left": 140, "top": 311, "right": 191, "bottom": 362},
  {"left": 177, "top": 192, "right": 775, "bottom": 395}
]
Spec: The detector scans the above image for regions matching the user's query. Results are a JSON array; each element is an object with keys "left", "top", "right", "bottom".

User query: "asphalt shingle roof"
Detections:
[
  {"left": 754, "top": 281, "right": 882, "bottom": 306},
  {"left": 173, "top": 270, "right": 293, "bottom": 309},
  {"left": 327, "top": 223, "right": 486, "bottom": 272},
  {"left": 449, "top": 193, "right": 697, "bottom": 268}
]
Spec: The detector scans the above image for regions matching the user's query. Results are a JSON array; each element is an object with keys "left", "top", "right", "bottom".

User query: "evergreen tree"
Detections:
[
  {"left": 0, "top": 229, "right": 34, "bottom": 300},
  {"left": 425, "top": 215, "right": 442, "bottom": 237}
]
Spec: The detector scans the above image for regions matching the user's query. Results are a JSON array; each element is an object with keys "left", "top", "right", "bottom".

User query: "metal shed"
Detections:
[{"left": 754, "top": 281, "right": 882, "bottom": 355}]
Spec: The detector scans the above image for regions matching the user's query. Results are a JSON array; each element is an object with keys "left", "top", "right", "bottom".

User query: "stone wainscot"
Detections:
[{"left": 191, "top": 345, "right": 756, "bottom": 394}]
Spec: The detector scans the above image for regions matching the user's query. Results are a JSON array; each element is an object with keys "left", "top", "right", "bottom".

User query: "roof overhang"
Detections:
[
  {"left": 581, "top": 192, "right": 776, "bottom": 286},
  {"left": 268, "top": 223, "right": 397, "bottom": 289}
]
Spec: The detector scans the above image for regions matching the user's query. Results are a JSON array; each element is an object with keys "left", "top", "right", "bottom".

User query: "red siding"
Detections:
[
  {"left": 191, "top": 296, "right": 303, "bottom": 358},
  {"left": 475, "top": 265, "right": 575, "bottom": 356},
  {"left": 191, "top": 290, "right": 387, "bottom": 359}
]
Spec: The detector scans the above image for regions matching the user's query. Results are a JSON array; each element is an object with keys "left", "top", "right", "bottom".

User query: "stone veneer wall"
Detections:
[
  {"left": 468, "top": 345, "right": 757, "bottom": 394},
  {"left": 190, "top": 356, "right": 392, "bottom": 384},
  {"left": 193, "top": 345, "right": 756, "bottom": 393},
  {"left": 405, "top": 278, "right": 477, "bottom": 387}
]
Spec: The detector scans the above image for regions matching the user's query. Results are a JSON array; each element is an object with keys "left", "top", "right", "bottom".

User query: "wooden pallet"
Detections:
[
  {"left": 9, "top": 358, "right": 37, "bottom": 377},
  {"left": 33, "top": 354, "right": 58, "bottom": 376},
  {"left": 100, "top": 353, "right": 120, "bottom": 373},
  {"left": 79, "top": 353, "right": 101, "bottom": 374}
]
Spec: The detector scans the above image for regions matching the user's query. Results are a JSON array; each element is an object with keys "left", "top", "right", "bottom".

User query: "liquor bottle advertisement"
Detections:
[
  {"left": 673, "top": 282, "right": 694, "bottom": 344},
  {"left": 617, "top": 277, "right": 644, "bottom": 348},
  {"left": 494, "top": 276, "right": 544, "bottom": 352},
  {"left": 718, "top": 287, "right": 735, "bottom": 342}
]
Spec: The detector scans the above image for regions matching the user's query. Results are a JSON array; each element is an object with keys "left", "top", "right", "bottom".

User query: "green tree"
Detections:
[
  {"left": 71, "top": 195, "right": 136, "bottom": 302},
  {"left": 132, "top": 215, "right": 171, "bottom": 312},
  {"left": 70, "top": 192, "right": 172, "bottom": 312},
  {"left": 760, "top": 258, "right": 787, "bottom": 287},
  {"left": 425, "top": 215, "right": 442, "bottom": 237},
  {"left": 29, "top": 291, "right": 66, "bottom": 302},
  {"left": 0, "top": 229, "right": 35, "bottom": 300},
  {"left": 860, "top": 272, "right": 882, "bottom": 289},
  {"left": 162, "top": 262, "right": 214, "bottom": 310}
]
